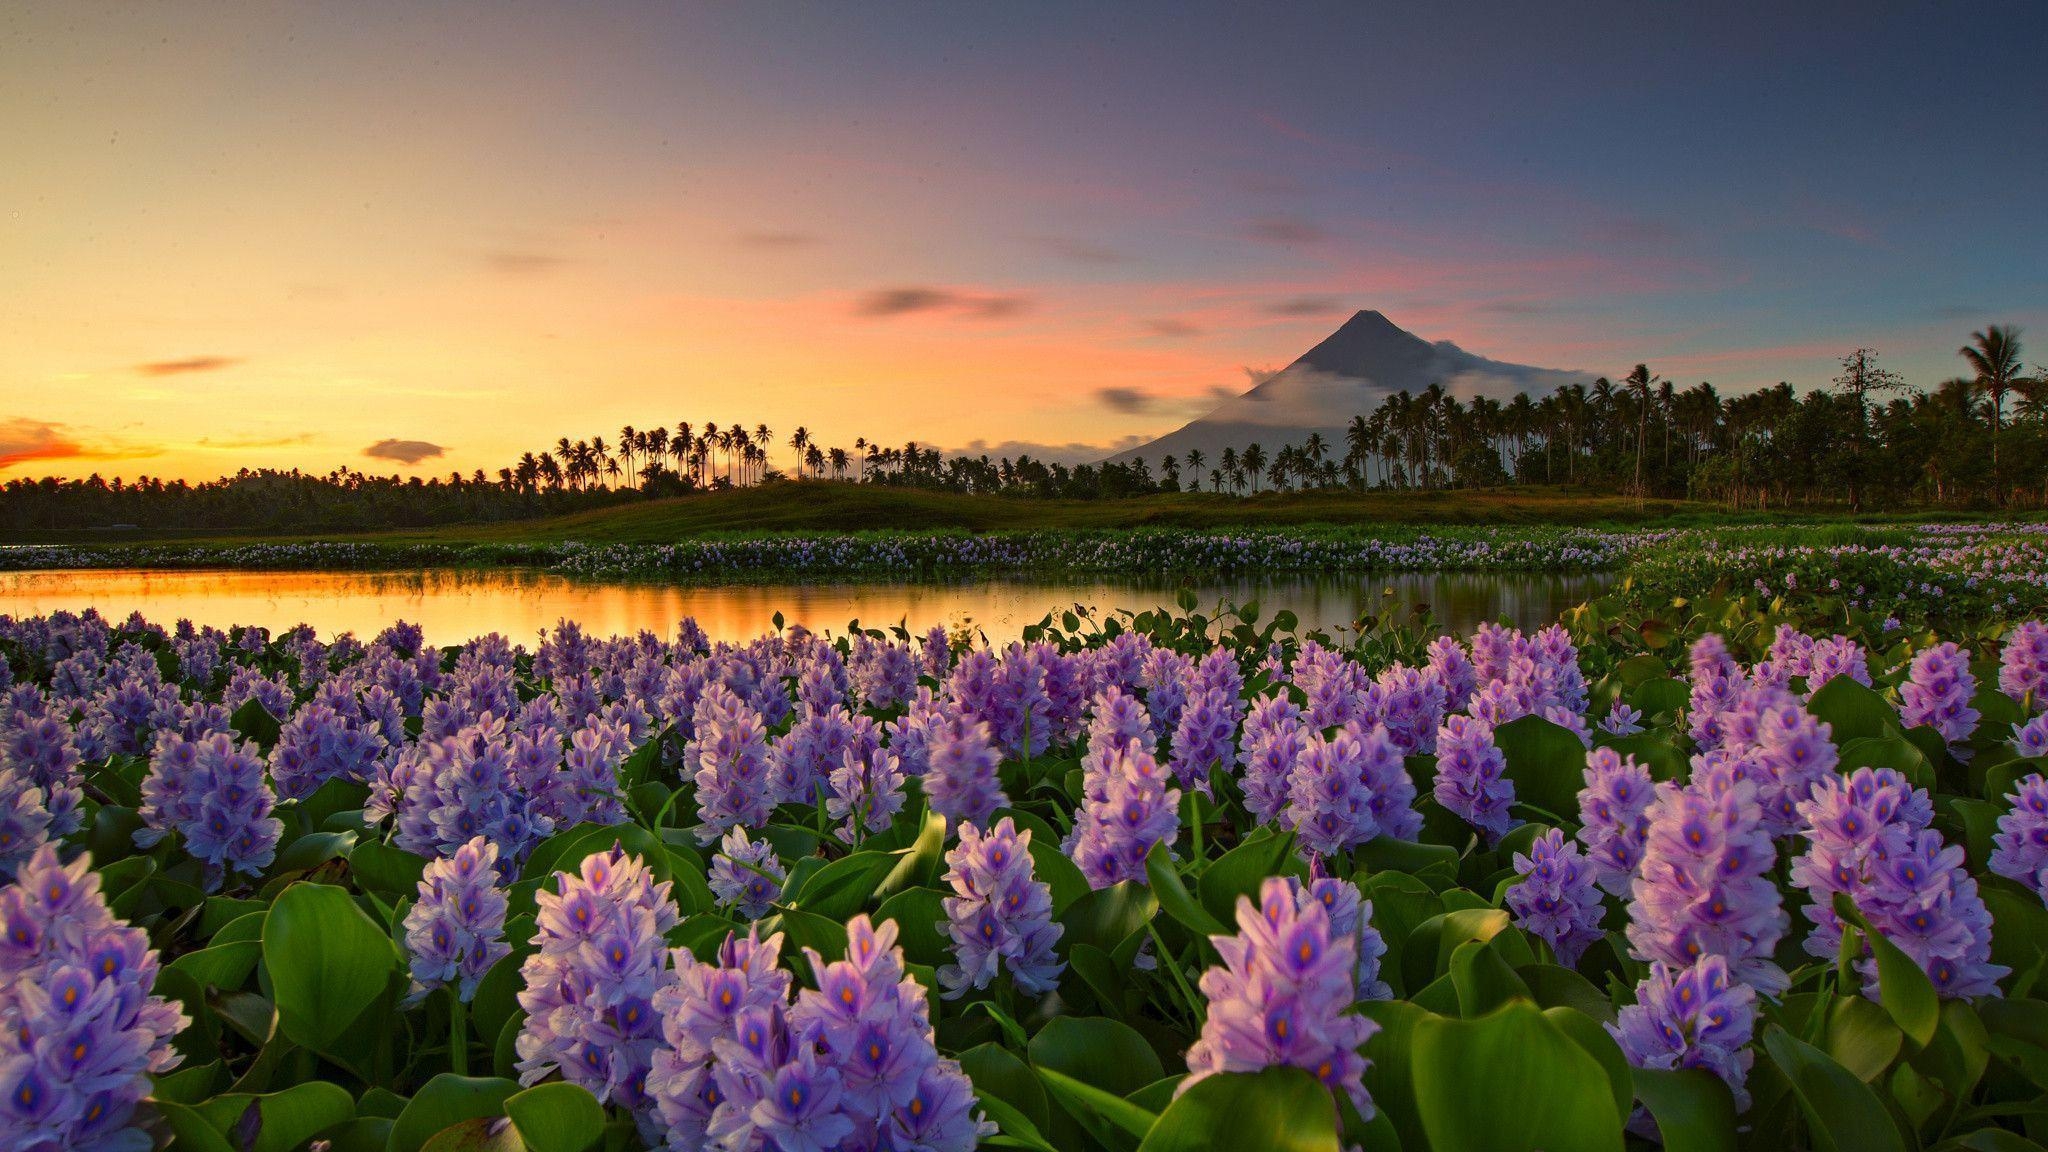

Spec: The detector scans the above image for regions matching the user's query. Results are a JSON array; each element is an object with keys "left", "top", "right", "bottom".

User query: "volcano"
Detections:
[{"left": 1106, "top": 310, "right": 1592, "bottom": 467}]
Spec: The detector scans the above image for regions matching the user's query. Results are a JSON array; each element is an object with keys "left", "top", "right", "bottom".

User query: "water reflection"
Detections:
[{"left": 0, "top": 567, "right": 1613, "bottom": 645}]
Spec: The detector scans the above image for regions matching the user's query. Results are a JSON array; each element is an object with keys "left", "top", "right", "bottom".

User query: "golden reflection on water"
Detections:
[{"left": 0, "top": 568, "right": 1612, "bottom": 645}]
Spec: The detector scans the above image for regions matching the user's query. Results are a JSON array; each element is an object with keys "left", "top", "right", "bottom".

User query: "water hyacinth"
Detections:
[
  {"left": 269, "top": 700, "right": 388, "bottom": 801},
  {"left": 2002, "top": 620, "right": 2048, "bottom": 710},
  {"left": 402, "top": 835, "right": 511, "bottom": 1003},
  {"left": 1609, "top": 955, "right": 1757, "bottom": 1110},
  {"left": 1071, "top": 738, "right": 1180, "bottom": 889},
  {"left": 0, "top": 846, "right": 187, "bottom": 1152},
  {"left": 137, "top": 731, "right": 283, "bottom": 889},
  {"left": 921, "top": 713, "right": 1007, "bottom": 833},
  {"left": 1899, "top": 642, "right": 1980, "bottom": 756},
  {"left": 691, "top": 692, "right": 777, "bottom": 844},
  {"left": 1991, "top": 773, "right": 2048, "bottom": 899},
  {"left": 2015, "top": 714, "right": 2048, "bottom": 760},
  {"left": 1793, "top": 767, "right": 2004, "bottom": 998},
  {"left": 1627, "top": 777, "right": 1789, "bottom": 996},
  {"left": 1298, "top": 869, "right": 1393, "bottom": 1000},
  {"left": 1507, "top": 828, "right": 1606, "bottom": 968},
  {"left": 1578, "top": 747, "right": 1655, "bottom": 897},
  {"left": 1239, "top": 694, "right": 1308, "bottom": 827},
  {"left": 0, "top": 712, "right": 83, "bottom": 841},
  {"left": 1182, "top": 876, "right": 1377, "bottom": 1117},
  {"left": 826, "top": 745, "right": 906, "bottom": 846},
  {"left": 1169, "top": 686, "right": 1237, "bottom": 795},
  {"left": 647, "top": 927, "right": 794, "bottom": 1150},
  {"left": 1433, "top": 714, "right": 1518, "bottom": 845},
  {"left": 517, "top": 847, "right": 681, "bottom": 1121},
  {"left": 938, "top": 817, "right": 1063, "bottom": 997},
  {"left": 708, "top": 828, "right": 787, "bottom": 920}
]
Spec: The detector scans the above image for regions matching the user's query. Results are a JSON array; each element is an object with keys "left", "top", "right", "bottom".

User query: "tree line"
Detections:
[{"left": 2, "top": 326, "right": 2039, "bottom": 532}]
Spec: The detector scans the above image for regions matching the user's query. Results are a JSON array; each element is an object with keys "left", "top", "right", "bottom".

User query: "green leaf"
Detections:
[
  {"left": 389, "top": 1074, "right": 519, "bottom": 1152},
  {"left": 1411, "top": 1000, "right": 1625, "bottom": 1152},
  {"left": 1543, "top": 1005, "right": 1634, "bottom": 1126},
  {"left": 1029, "top": 1016, "right": 1165, "bottom": 1098},
  {"left": 1062, "top": 881, "right": 1159, "bottom": 955},
  {"left": 169, "top": 939, "right": 260, "bottom": 991},
  {"left": 1037, "top": 1067, "right": 1160, "bottom": 1145},
  {"left": 960, "top": 1041, "right": 1052, "bottom": 1132},
  {"left": 1359, "top": 1000, "right": 1431, "bottom": 1152},
  {"left": 1136, "top": 1067, "right": 1341, "bottom": 1152},
  {"left": 1493, "top": 714, "right": 1592, "bottom": 819},
  {"left": 790, "top": 850, "right": 895, "bottom": 920},
  {"left": 349, "top": 838, "right": 430, "bottom": 898},
  {"left": 175, "top": 1082, "right": 357, "bottom": 1152},
  {"left": 1833, "top": 892, "right": 1939, "bottom": 1047},
  {"left": 1450, "top": 938, "right": 1530, "bottom": 1018},
  {"left": 1630, "top": 1067, "right": 1739, "bottom": 1152},
  {"left": 1826, "top": 992, "right": 1904, "bottom": 1081},
  {"left": 1197, "top": 828, "right": 1296, "bottom": 926},
  {"left": 231, "top": 698, "right": 282, "bottom": 749},
  {"left": 1146, "top": 840, "right": 1227, "bottom": 938},
  {"left": 975, "top": 1090, "right": 1060, "bottom": 1152},
  {"left": 1402, "top": 906, "right": 1511, "bottom": 993},
  {"left": 1025, "top": 830, "right": 1090, "bottom": 914},
  {"left": 875, "top": 809, "right": 948, "bottom": 899},
  {"left": 1761, "top": 1023, "right": 1908, "bottom": 1152},
  {"left": 1808, "top": 677, "right": 1902, "bottom": 744},
  {"left": 872, "top": 887, "right": 952, "bottom": 969},
  {"left": 262, "top": 882, "right": 400, "bottom": 1053},
  {"left": 504, "top": 1082, "right": 604, "bottom": 1152}
]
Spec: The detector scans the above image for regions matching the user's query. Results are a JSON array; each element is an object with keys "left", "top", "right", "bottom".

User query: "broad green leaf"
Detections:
[
  {"left": 262, "top": 882, "right": 400, "bottom": 1053},
  {"left": 1411, "top": 1000, "right": 1624, "bottom": 1152},
  {"left": 960, "top": 1041, "right": 1052, "bottom": 1132},
  {"left": 1036, "top": 1067, "right": 1160, "bottom": 1146},
  {"left": 1136, "top": 1066, "right": 1341, "bottom": 1152},
  {"left": 790, "top": 849, "right": 894, "bottom": 920},
  {"left": 389, "top": 1074, "right": 519, "bottom": 1152},
  {"left": 1146, "top": 840, "right": 1227, "bottom": 938},
  {"left": 1761, "top": 1024, "right": 1908, "bottom": 1152},
  {"left": 1833, "top": 892, "right": 1939, "bottom": 1047},
  {"left": 1062, "top": 881, "right": 1159, "bottom": 955},
  {"left": 505, "top": 1082, "right": 603, "bottom": 1152},
  {"left": 1197, "top": 828, "right": 1296, "bottom": 926},
  {"left": 1808, "top": 677, "right": 1901, "bottom": 744},
  {"left": 1631, "top": 1066, "right": 1739, "bottom": 1152},
  {"left": 1493, "top": 714, "right": 1591, "bottom": 820},
  {"left": 1029, "top": 1016, "right": 1165, "bottom": 1098}
]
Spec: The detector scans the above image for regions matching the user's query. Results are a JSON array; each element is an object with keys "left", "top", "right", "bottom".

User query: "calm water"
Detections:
[{"left": 0, "top": 568, "right": 1613, "bottom": 645}]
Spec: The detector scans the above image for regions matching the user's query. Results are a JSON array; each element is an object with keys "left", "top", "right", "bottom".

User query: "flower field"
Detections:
[{"left": 7, "top": 582, "right": 2048, "bottom": 1151}]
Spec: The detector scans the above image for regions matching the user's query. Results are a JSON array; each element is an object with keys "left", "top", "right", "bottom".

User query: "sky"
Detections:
[{"left": 4, "top": 1, "right": 2046, "bottom": 481}]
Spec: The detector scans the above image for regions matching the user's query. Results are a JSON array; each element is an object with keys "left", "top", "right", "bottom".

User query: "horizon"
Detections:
[{"left": 7, "top": 2, "right": 2046, "bottom": 482}]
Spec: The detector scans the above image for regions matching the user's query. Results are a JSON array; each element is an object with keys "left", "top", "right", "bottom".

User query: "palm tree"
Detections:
[
  {"left": 789, "top": 427, "right": 811, "bottom": 478},
  {"left": 1184, "top": 448, "right": 1205, "bottom": 482},
  {"left": 1241, "top": 443, "right": 1266, "bottom": 494},
  {"left": 1961, "top": 326, "right": 2031, "bottom": 504}
]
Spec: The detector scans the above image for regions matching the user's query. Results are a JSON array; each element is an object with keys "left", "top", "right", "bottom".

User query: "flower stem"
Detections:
[{"left": 449, "top": 989, "right": 469, "bottom": 1076}]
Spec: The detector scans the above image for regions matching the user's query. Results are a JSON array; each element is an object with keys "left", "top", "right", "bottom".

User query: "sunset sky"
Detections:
[{"left": 5, "top": 1, "right": 2046, "bottom": 481}]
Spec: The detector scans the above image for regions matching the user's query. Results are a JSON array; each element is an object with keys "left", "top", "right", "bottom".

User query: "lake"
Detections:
[{"left": 0, "top": 567, "right": 1614, "bottom": 645}]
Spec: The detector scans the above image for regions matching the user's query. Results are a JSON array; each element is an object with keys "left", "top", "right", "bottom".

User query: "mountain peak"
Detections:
[{"left": 1292, "top": 308, "right": 1435, "bottom": 377}]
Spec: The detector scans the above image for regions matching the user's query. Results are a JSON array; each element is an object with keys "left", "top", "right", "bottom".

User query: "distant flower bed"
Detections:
[{"left": 2, "top": 587, "right": 2047, "bottom": 1150}]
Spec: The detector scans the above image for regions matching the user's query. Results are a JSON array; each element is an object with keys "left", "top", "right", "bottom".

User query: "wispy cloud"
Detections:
[
  {"left": 853, "top": 286, "right": 1031, "bottom": 320},
  {"left": 363, "top": 438, "right": 447, "bottom": 465},
  {"left": 1265, "top": 296, "right": 1344, "bottom": 317},
  {"left": 738, "top": 230, "right": 822, "bottom": 248},
  {"left": 1142, "top": 318, "right": 1203, "bottom": 338},
  {"left": 1092, "top": 384, "right": 1238, "bottom": 416},
  {"left": 196, "top": 432, "right": 317, "bottom": 450},
  {"left": 137, "top": 356, "right": 241, "bottom": 376},
  {"left": 950, "top": 435, "right": 1149, "bottom": 467},
  {"left": 0, "top": 418, "right": 159, "bottom": 470}
]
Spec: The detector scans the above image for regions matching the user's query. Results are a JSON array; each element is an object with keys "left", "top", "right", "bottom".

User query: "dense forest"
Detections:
[{"left": 3, "top": 328, "right": 2039, "bottom": 532}]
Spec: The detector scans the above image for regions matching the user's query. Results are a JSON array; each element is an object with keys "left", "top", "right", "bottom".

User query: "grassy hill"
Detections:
[{"left": 4, "top": 481, "right": 1994, "bottom": 548}]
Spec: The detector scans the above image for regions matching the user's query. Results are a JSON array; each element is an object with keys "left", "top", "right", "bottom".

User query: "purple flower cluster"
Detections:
[
  {"left": 938, "top": 817, "right": 1063, "bottom": 997},
  {"left": 1793, "top": 767, "right": 2004, "bottom": 998},
  {"left": 402, "top": 835, "right": 511, "bottom": 1003},
  {"left": 137, "top": 731, "right": 282, "bottom": 889},
  {"left": 269, "top": 701, "right": 388, "bottom": 800},
  {"left": 1627, "top": 778, "right": 1789, "bottom": 996},
  {"left": 1507, "top": 828, "right": 1606, "bottom": 968},
  {"left": 1297, "top": 870, "right": 1392, "bottom": 1000},
  {"left": 648, "top": 917, "right": 990, "bottom": 1152},
  {"left": 1183, "top": 876, "right": 1377, "bottom": 1117},
  {"left": 1288, "top": 723, "right": 1414, "bottom": 855},
  {"left": 0, "top": 846, "right": 187, "bottom": 1152},
  {"left": 921, "top": 714, "right": 1008, "bottom": 833},
  {"left": 517, "top": 848, "right": 681, "bottom": 1120},
  {"left": 1609, "top": 956, "right": 1757, "bottom": 1109},
  {"left": 1899, "top": 642, "right": 1980, "bottom": 756},
  {"left": 1991, "top": 773, "right": 2048, "bottom": 899},
  {"left": 709, "top": 828, "right": 787, "bottom": 920},
  {"left": 0, "top": 712, "right": 83, "bottom": 844},
  {"left": 1433, "top": 714, "right": 1518, "bottom": 845},
  {"left": 826, "top": 747, "right": 906, "bottom": 847},
  {"left": 1239, "top": 694, "right": 1308, "bottom": 827},
  {"left": 1578, "top": 747, "right": 1654, "bottom": 896},
  {"left": 1070, "top": 738, "right": 1180, "bottom": 889},
  {"left": 2001, "top": 621, "right": 2048, "bottom": 710},
  {"left": 690, "top": 691, "right": 777, "bottom": 844}
]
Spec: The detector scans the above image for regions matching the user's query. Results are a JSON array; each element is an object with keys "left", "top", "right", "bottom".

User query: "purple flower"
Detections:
[
  {"left": 2001, "top": 621, "right": 2048, "bottom": 711},
  {"left": 0, "top": 846, "right": 187, "bottom": 1152},
  {"left": 938, "top": 817, "right": 1064, "bottom": 997},
  {"left": 1507, "top": 828, "right": 1606, "bottom": 968},
  {"left": 708, "top": 828, "right": 787, "bottom": 920},
  {"left": 1687, "top": 635, "right": 1744, "bottom": 750},
  {"left": 1794, "top": 768, "right": 2004, "bottom": 999},
  {"left": 1071, "top": 738, "right": 1180, "bottom": 889},
  {"left": 1424, "top": 635, "right": 1477, "bottom": 714},
  {"left": 269, "top": 702, "right": 387, "bottom": 801},
  {"left": 0, "top": 768, "right": 55, "bottom": 878},
  {"left": 1287, "top": 726, "right": 1388, "bottom": 857},
  {"left": 402, "top": 835, "right": 511, "bottom": 1003},
  {"left": 1433, "top": 714, "right": 1518, "bottom": 845},
  {"left": 1899, "top": 642, "right": 1980, "bottom": 757},
  {"left": 2014, "top": 715, "right": 2048, "bottom": 760},
  {"left": 827, "top": 746, "right": 906, "bottom": 847},
  {"left": 921, "top": 714, "right": 1007, "bottom": 833},
  {"left": 1169, "top": 686, "right": 1237, "bottom": 796},
  {"left": 1182, "top": 876, "right": 1378, "bottom": 1117},
  {"left": 517, "top": 847, "right": 681, "bottom": 1120},
  {"left": 1627, "top": 777, "right": 1788, "bottom": 996},
  {"left": 1600, "top": 701, "right": 1645, "bottom": 736},
  {"left": 1609, "top": 956, "right": 1756, "bottom": 1110},
  {"left": 1578, "top": 747, "right": 1654, "bottom": 897},
  {"left": 1992, "top": 773, "right": 2048, "bottom": 900},
  {"left": 851, "top": 637, "right": 919, "bottom": 711},
  {"left": 1239, "top": 694, "right": 1308, "bottom": 827},
  {"left": 0, "top": 713, "right": 82, "bottom": 840},
  {"left": 138, "top": 731, "right": 282, "bottom": 890},
  {"left": 690, "top": 692, "right": 776, "bottom": 845},
  {"left": 1298, "top": 868, "right": 1392, "bottom": 999},
  {"left": 648, "top": 928, "right": 794, "bottom": 1149}
]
